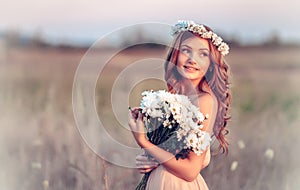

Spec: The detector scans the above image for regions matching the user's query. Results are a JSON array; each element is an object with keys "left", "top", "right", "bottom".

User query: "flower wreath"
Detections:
[{"left": 171, "top": 20, "right": 230, "bottom": 56}]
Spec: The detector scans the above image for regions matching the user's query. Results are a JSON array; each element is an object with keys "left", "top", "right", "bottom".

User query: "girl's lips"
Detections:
[{"left": 183, "top": 65, "right": 199, "bottom": 71}]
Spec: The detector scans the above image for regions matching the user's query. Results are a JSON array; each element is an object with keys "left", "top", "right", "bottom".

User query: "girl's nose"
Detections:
[{"left": 187, "top": 53, "right": 196, "bottom": 65}]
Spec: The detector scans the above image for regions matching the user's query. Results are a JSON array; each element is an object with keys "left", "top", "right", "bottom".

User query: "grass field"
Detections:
[{"left": 0, "top": 45, "right": 300, "bottom": 190}]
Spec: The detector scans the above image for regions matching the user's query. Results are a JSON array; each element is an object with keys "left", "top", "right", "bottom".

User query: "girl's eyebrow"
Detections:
[{"left": 181, "top": 44, "right": 209, "bottom": 51}]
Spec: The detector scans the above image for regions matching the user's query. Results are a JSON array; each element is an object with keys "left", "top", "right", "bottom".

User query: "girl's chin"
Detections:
[
  {"left": 177, "top": 69, "right": 203, "bottom": 80},
  {"left": 180, "top": 73, "right": 200, "bottom": 80},
  {"left": 181, "top": 71, "right": 199, "bottom": 78}
]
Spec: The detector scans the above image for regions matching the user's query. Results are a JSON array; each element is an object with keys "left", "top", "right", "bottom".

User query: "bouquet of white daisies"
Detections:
[
  {"left": 140, "top": 90, "right": 211, "bottom": 158},
  {"left": 135, "top": 90, "right": 211, "bottom": 190}
]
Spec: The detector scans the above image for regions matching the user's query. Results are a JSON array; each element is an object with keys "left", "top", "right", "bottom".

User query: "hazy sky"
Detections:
[{"left": 1, "top": 0, "right": 300, "bottom": 45}]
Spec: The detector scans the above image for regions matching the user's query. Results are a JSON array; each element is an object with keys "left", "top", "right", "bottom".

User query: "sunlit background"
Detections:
[{"left": 1, "top": 0, "right": 300, "bottom": 189}]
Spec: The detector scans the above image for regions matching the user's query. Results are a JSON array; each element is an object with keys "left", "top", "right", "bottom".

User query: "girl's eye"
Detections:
[
  {"left": 199, "top": 51, "right": 209, "bottom": 57},
  {"left": 180, "top": 48, "right": 190, "bottom": 54}
]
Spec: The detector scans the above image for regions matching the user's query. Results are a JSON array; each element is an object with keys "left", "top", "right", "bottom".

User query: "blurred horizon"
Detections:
[
  {"left": 1, "top": 0, "right": 300, "bottom": 47},
  {"left": 1, "top": 26, "right": 299, "bottom": 50}
]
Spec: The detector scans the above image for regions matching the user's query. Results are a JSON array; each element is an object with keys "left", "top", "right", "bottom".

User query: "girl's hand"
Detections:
[
  {"left": 136, "top": 153, "right": 159, "bottom": 174},
  {"left": 128, "top": 108, "right": 148, "bottom": 147}
]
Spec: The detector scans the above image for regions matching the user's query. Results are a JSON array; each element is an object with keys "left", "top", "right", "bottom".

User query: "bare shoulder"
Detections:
[
  {"left": 197, "top": 93, "right": 216, "bottom": 133},
  {"left": 197, "top": 93, "right": 214, "bottom": 111}
]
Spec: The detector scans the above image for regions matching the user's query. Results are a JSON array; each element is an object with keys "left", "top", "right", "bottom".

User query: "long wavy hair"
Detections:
[{"left": 164, "top": 28, "right": 232, "bottom": 154}]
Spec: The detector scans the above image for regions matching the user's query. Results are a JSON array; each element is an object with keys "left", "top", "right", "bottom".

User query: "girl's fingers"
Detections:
[
  {"left": 136, "top": 157, "right": 159, "bottom": 169},
  {"left": 137, "top": 165, "right": 159, "bottom": 171},
  {"left": 138, "top": 168, "right": 153, "bottom": 174},
  {"left": 129, "top": 109, "right": 136, "bottom": 119},
  {"left": 136, "top": 154, "right": 149, "bottom": 161},
  {"left": 137, "top": 164, "right": 159, "bottom": 174},
  {"left": 136, "top": 161, "right": 159, "bottom": 167},
  {"left": 136, "top": 154, "right": 158, "bottom": 166},
  {"left": 128, "top": 110, "right": 135, "bottom": 125},
  {"left": 128, "top": 107, "right": 140, "bottom": 120},
  {"left": 138, "top": 112, "right": 143, "bottom": 119}
]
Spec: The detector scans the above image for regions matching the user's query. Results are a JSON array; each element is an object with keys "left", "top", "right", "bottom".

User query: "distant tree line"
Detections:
[{"left": 1, "top": 28, "right": 299, "bottom": 50}]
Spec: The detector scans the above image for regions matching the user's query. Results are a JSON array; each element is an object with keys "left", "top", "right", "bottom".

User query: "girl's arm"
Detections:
[
  {"left": 129, "top": 93, "right": 215, "bottom": 182},
  {"left": 135, "top": 148, "right": 210, "bottom": 174}
]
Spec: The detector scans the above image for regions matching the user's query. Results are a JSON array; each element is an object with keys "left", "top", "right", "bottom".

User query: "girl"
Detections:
[{"left": 129, "top": 20, "right": 231, "bottom": 189}]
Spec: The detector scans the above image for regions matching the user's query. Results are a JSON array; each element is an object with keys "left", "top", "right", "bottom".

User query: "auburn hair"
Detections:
[{"left": 164, "top": 29, "right": 232, "bottom": 154}]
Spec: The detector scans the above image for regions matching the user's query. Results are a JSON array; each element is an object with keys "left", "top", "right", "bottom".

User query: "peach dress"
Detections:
[{"left": 145, "top": 150, "right": 210, "bottom": 190}]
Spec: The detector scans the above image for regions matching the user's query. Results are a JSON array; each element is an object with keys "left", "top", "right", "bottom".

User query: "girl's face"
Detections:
[{"left": 177, "top": 36, "right": 210, "bottom": 87}]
